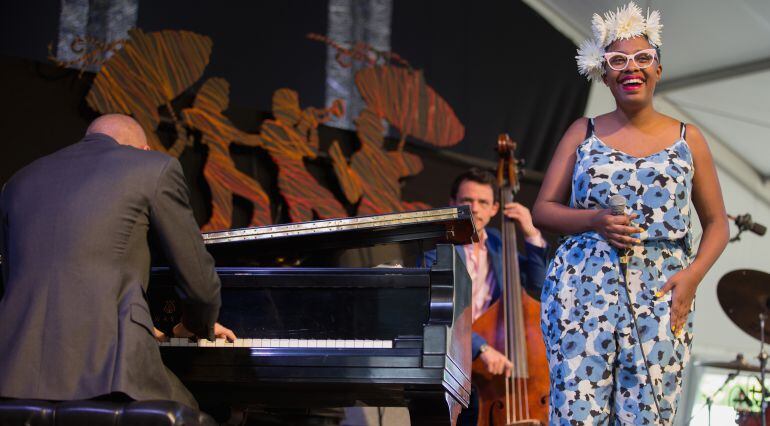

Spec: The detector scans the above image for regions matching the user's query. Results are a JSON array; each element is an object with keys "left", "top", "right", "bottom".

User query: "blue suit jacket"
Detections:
[{"left": 420, "top": 227, "right": 547, "bottom": 359}]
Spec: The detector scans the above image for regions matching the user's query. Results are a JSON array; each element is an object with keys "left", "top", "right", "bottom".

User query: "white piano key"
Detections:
[{"left": 159, "top": 336, "right": 396, "bottom": 349}]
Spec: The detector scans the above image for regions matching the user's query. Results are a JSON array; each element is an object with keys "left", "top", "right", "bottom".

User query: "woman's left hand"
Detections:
[{"left": 657, "top": 268, "right": 701, "bottom": 337}]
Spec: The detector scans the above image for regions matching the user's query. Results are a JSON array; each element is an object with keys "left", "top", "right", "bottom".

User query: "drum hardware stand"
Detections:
[
  {"left": 716, "top": 271, "right": 770, "bottom": 426},
  {"left": 758, "top": 312, "right": 767, "bottom": 426},
  {"left": 686, "top": 369, "right": 739, "bottom": 426}
]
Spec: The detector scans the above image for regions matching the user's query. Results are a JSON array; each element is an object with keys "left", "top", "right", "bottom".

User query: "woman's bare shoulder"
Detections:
[
  {"left": 682, "top": 123, "right": 710, "bottom": 155},
  {"left": 559, "top": 117, "right": 591, "bottom": 151}
]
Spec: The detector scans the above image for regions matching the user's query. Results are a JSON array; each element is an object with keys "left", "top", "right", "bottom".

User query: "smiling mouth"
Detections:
[{"left": 620, "top": 77, "right": 645, "bottom": 91}]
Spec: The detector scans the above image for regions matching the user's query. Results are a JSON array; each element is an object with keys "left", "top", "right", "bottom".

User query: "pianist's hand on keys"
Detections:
[
  {"left": 153, "top": 327, "right": 169, "bottom": 343},
  {"left": 172, "top": 322, "right": 237, "bottom": 342}
]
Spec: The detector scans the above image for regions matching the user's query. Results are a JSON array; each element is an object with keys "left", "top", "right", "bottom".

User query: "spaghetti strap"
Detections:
[
  {"left": 680, "top": 122, "right": 687, "bottom": 140},
  {"left": 585, "top": 118, "right": 595, "bottom": 140}
]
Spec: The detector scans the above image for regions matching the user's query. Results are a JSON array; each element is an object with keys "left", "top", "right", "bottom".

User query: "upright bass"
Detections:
[{"left": 470, "top": 135, "right": 549, "bottom": 425}]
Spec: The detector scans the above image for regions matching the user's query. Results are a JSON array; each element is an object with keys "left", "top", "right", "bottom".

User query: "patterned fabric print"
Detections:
[
  {"left": 541, "top": 120, "right": 694, "bottom": 425},
  {"left": 570, "top": 125, "right": 694, "bottom": 254}
]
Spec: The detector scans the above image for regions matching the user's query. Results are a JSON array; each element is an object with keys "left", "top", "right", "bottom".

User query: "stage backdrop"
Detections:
[{"left": 0, "top": 0, "right": 587, "bottom": 232}]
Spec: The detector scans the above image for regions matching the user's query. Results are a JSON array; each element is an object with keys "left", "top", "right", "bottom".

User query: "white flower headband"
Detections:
[{"left": 576, "top": 2, "right": 663, "bottom": 82}]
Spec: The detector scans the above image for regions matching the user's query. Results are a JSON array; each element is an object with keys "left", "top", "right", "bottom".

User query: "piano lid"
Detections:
[{"left": 202, "top": 206, "right": 477, "bottom": 252}]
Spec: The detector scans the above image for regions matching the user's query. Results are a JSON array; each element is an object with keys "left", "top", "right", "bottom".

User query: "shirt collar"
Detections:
[
  {"left": 80, "top": 133, "right": 119, "bottom": 145},
  {"left": 476, "top": 228, "right": 488, "bottom": 247}
]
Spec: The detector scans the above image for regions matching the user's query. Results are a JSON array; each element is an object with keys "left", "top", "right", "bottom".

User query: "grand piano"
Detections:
[{"left": 148, "top": 206, "right": 475, "bottom": 425}]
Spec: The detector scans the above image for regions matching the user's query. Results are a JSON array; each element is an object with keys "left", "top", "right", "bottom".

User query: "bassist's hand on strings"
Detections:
[
  {"left": 503, "top": 202, "right": 546, "bottom": 247},
  {"left": 480, "top": 345, "right": 513, "bottom": 377}
]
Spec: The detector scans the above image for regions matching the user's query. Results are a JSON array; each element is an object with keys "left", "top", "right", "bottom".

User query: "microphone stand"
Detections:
[
  {"left": 759, "top": 312, "right": 767, "bottom": 426},
  {"left": 686, "top": 369, "right": 739, "bottom": 425}
]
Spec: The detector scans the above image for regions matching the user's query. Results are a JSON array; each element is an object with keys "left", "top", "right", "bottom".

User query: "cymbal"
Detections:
[
  {"left": 717, "top": 269, "right": 770, "bottom": 343},
  {"left": 695, "top": 355, "right": 768, "bottom": 373}
]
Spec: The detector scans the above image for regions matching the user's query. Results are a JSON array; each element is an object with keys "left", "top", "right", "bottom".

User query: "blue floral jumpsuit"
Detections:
[{"left": 541, "top": 118, "right": 694, "bottom": 425}]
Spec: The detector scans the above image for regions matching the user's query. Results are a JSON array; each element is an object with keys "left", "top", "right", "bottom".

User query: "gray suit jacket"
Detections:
[{"left": 0, "top": 133, "right": 221, "bottom": 407}]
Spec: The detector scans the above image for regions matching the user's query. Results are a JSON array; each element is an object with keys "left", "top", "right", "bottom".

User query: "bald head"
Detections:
[{"left": 86, "top": 114, "right": 149, "bottom": 150}]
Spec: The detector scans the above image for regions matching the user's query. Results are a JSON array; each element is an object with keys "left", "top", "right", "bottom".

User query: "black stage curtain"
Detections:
[
  {"left": 135, "top": 0, "right": 329, "bottom": 112},
  {"left": 392, "top": 0, "right": 590, "bottom": 170}
]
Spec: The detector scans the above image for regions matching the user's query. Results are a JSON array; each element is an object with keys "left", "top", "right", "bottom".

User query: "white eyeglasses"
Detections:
[{"left": 603, "top": 49, "right": 658, "bottom": 71}]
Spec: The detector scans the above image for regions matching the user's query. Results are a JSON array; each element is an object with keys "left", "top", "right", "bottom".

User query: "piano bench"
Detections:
[{"left": 0, "top": 399, "right": 217, "bottom": 426}]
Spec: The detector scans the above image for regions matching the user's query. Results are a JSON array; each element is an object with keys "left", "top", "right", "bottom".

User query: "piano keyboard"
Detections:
[{"left": 159, "top": 338, "right": 393, "bottom": 349}]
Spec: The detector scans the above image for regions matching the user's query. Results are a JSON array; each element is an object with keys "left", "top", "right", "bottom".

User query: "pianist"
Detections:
[
  {"left": 0, "top": 114, "right": 234, "bottom": 410},
  {"left": 421, "top": 168, "right": 547, "bottom": 425}
]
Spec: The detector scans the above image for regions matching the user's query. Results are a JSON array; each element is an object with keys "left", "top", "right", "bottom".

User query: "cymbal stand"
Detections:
[
  {"left": 759, "top": 312, "right": 768, "bottom": 426},
  {"left": 758, "top": 312, "right": 767, "bottom": 426},
  {"left": 686, "top": 370, "right": 739, "bottom": 426}
]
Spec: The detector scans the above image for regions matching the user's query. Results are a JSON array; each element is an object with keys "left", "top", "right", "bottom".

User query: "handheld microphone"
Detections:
[
  {"left": 609, "top": 194, "right": 626, "bottom": 216},
  {"left": 609, "top": 195, "right": 629, "bottom": 264}
]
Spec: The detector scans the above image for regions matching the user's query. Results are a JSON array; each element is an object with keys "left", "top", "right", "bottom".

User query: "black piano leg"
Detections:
[{"left": 407, "top": 393, "right": 462, "bottom": 426}]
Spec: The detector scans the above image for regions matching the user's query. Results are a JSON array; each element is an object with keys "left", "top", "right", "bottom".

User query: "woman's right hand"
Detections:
[{"left": 590, "top": 210, "right": 642, "bottom": 249}]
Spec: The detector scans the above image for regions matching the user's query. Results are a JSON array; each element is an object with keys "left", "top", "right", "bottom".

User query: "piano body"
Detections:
[{"left": 148, "top": 206, "right": 475, "bottom": 425}]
